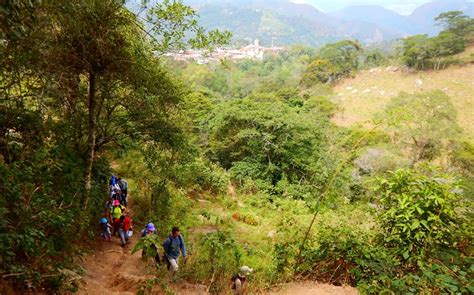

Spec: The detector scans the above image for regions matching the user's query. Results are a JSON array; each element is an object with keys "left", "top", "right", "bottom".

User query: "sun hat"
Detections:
[
  {"left": 147, "top": 223, "right": 155, "bottom": 232},
  {"left": 239, "top": 266, "right": 254, "bottom": 277}
]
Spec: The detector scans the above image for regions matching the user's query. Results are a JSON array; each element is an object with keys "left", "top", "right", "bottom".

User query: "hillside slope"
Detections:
[{"left": 332, "top": 62, "right": 474, "bottom": 139}]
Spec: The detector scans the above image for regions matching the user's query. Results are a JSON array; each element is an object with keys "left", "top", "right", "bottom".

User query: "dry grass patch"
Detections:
[{"left": 333, "top": 63, "right": 474, "bottom": 138}]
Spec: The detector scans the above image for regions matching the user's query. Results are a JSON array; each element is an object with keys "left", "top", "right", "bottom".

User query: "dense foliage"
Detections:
[
  {"left": 382, "top": 90, "right": 461, "bottom": 162},
  {"left": 301, "top": 40, "right": 362, "bottom": 86},
  {"left": 0, "top": 0, "right": 229, "bottom": 291},
  {"left": 1, "top": 2, "right": 473, "bottom": 294},
  {"left": 399, "top": 11, "right": 474, "bottom": 70}
]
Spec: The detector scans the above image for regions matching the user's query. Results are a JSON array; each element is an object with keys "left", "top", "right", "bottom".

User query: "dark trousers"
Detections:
[
  {"left": 120, "top": 189, "right": 127, "bottom": 206},
  {"left": 142, "top": 244, "right": 161, "bottom": 265}
]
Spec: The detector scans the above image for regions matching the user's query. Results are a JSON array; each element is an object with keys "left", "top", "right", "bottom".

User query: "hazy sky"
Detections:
[{"left": 292, "top": 0, "right": 435, "bottom": 15}]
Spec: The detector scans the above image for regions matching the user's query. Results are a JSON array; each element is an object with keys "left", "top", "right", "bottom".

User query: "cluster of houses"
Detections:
[{"left": 165, "top": 39, "right": 284, "bottom": 64}]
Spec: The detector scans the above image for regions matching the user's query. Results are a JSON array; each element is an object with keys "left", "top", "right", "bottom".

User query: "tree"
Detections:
[
  {"left": 430, "top": 31, "right": 465, "bottom": 70},
  {"left": 435, "top": 11, "right": 473, "bottom": 38},
  {"left": 30, "top": 0, "right": 230, "bottom": 204},
  {"left": 146, "top": 0, "right": 232, "bottom": 53},
  {"left": 400, "top": 12, "right": 473, "bottom": 70},
  {"left": 318, "top": 40, "right": 362, "bottom": 76},
  {"left": 399, "top": 34, "right": 433, "bottom": 70},
  {"left": 49, "top": 0, "right": 138, "bottom": 203},
  {"left": 382, "top": 90, "right": 461, "bottom": 162},
  {"left": 300, "top": 59, "right": 337, "bottom": 86},
  {"left": 301, "top": 40, "right": 362, "bottom": 86},
  {"left": 206, "top": 93, "right": 330, "bottom": 196},
  {"left": 376, "top": 168, "right": 464, "bottom": 260}
]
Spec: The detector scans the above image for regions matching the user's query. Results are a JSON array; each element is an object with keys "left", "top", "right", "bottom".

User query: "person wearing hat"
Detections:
[
  {"left": 110, "top": 199, "right": 125, "bottom": 236},
  {"left": 99, "top": 217, "right": 112, "bottom": 241},
  {"left": 140, "top": 222, "right": 161, "bottom": 264},
  {"left": 232, "top": 266, "right": 253, "bottom": 295}
]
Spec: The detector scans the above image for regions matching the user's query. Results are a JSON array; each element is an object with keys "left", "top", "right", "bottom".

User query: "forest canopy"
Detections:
[{"left": 1, "top": 1, "right": 473, "bottom": 294}]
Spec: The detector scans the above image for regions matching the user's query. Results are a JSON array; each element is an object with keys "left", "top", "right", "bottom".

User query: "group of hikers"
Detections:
[
  {"left": 100, "top": 174, "right": 131, "bottom": 247},
  {"left": 99, "top": 174, "right": 187, "bottom": 274},
  {"left": 99, "top": 174, "right": 253, "bottom": 293}
]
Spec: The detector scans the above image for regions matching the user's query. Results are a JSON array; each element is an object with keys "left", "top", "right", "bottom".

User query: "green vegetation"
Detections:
[
  {"left": 381, "top": 90, "right": 461, "bottom": 162},
  {"left": 1, "top": 2, "right": 473, "bottom": 294},
  {"left": 301, "top": 40, "right": 362, "bottom": 85},
  {"left": 1, "top": 0, "right": 229, "bottom": 292},
  {"left": 399, "top": 11, "right": 474, "bottom": 70}
]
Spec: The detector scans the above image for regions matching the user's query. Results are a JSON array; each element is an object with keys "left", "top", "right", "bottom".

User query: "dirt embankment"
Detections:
[{"left": 78, "top": 195, "right": 358, "bottom": 295}]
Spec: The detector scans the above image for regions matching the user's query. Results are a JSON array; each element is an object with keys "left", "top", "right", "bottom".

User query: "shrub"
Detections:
[
  {"left": 354, "top": 147, "right": 410, "bottom": 175},
  {"left": 375, "top": 168, "right": 464, "bottom": 260},
  {"left": 451, "top": 140, "right": 474, "bottom": 173},
  {"left": 185, "top": 231, "right": 241, "bottom": 294},
  {"left": 273, "top": 167, "right": 471, "bottom": 293}
]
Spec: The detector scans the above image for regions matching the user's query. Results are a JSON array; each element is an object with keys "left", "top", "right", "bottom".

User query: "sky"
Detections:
[{"left": 291, "top": 0, "right": 435, "bottom": 15}]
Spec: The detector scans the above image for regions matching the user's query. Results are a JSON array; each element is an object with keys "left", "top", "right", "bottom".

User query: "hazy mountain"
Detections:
[
  {"left": 408, "top": 0, "right": 474, "bottom": 35},
  {"left": 332, "top": 1, "right": 473, "bottom": 37},
  {"left": 331, "top": 5, "right": 416, "bottom": 35},
  {"left": 184, "top": 0, "right": 341, "bottom": 46},
  {"left": 184, "top": 0, "right": 404, "bottom": 46},
  {"left": 127, "top": 0, "right": 474, "bottom": 47}
]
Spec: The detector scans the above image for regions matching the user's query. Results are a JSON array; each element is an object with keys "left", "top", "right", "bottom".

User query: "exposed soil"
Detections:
[
  {"left": 267, "top": 281, "right": 359, "bottom": 295},
  {"left": 78, "top": 195, "right": 359, "bottom": 295}
]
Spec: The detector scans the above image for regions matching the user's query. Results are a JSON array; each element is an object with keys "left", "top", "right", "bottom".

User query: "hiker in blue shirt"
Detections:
[{"left": 162, "top": 226, "right": 187, "bottom": 272}]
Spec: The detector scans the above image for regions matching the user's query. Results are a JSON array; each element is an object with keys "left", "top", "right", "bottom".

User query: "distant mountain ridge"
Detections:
[
  {"left": 408, "top": 0, "right": 474, "bottom": 35},
  {"left": 127, "top": 0, "right": 474, "bottom": 46},
  {"left": 331, "top": 5, "right": 417, "bottom": 36},
  {"left": 332, "top": 0, "right": 474, "bottom": 37}
]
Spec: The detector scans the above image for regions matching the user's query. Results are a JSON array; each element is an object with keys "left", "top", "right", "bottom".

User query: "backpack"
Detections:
[
  {"left": 119, "top": 179, "right": 128, "bottom": 190},
  {"left": 111, "top": 206, "right": 123, "bottom": 219},
  {"left": 164, "top": 235, "right": 184, "bottom": 254}
]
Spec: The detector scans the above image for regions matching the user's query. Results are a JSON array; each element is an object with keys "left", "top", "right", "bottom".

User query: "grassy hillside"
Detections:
[{"left": 332, "top": 51, "right": 474, "bottom": 139}]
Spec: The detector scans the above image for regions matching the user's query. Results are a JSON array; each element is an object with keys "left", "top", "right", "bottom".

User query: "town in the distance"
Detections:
[{"left": 165, "top": 39, "right": 284, "bottom": 64}]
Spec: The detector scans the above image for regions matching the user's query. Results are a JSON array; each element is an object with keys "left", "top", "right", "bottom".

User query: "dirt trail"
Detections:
[
  {"left": 266, "top": 281, "right": 358, "bottom": 295},
  {"left": 78, "top": 194, "right": 358, "bottom": 295},
  {"left": 78, "top": 234, "right": 152, "bottom": 295},
  {"left": 78, "top": 193, "right": 154, "bottom": 294},
  {"left": 78, "top": 195, "right": 207, "bottom": 295}
]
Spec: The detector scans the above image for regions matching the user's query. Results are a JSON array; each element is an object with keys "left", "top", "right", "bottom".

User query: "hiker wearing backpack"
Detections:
[
  {"left": 117, "top": 212, "right": 133, "bottom": 247},
  {"left": 110, "top": 199, "right": 125, "bottom": 235},
  {"left": 109, "top": 174, "right": 121, "bottom": 199},
  {"left": 117, "top": 175, "right": 128, "bottom": 206},
  {"left": 140, "top": 223, "right": 161, "bottom": 264},
  {"left": 162, "top": 226, "right": 187, "bottom": 272},
  {"left": 232, "top": 266, "right": 253, "bottom": 295}
]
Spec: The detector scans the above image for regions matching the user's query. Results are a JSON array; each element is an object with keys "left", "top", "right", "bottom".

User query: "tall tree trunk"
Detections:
[{"left": 84, "top": 71, "right": 97, "bottom": 208}]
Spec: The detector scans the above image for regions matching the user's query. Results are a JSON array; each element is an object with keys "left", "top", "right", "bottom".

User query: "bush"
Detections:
[
  {"left": 451, "top": 140, "right": 474, "bottom": 173},
  {"left": 354, "top": 147, "right": 410, "bottom": 175},
  {"left": 376, "top": 168, "right": 464, "bottom": 260},
  {"left": 273, "top": 167, "right": 472, "bottom": 293},
  {"left": 184, "top": 231, "right": 241, "bottom": 294},
  {"left": 0, "top": 144, "right": 108, "bottom": 291}
]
